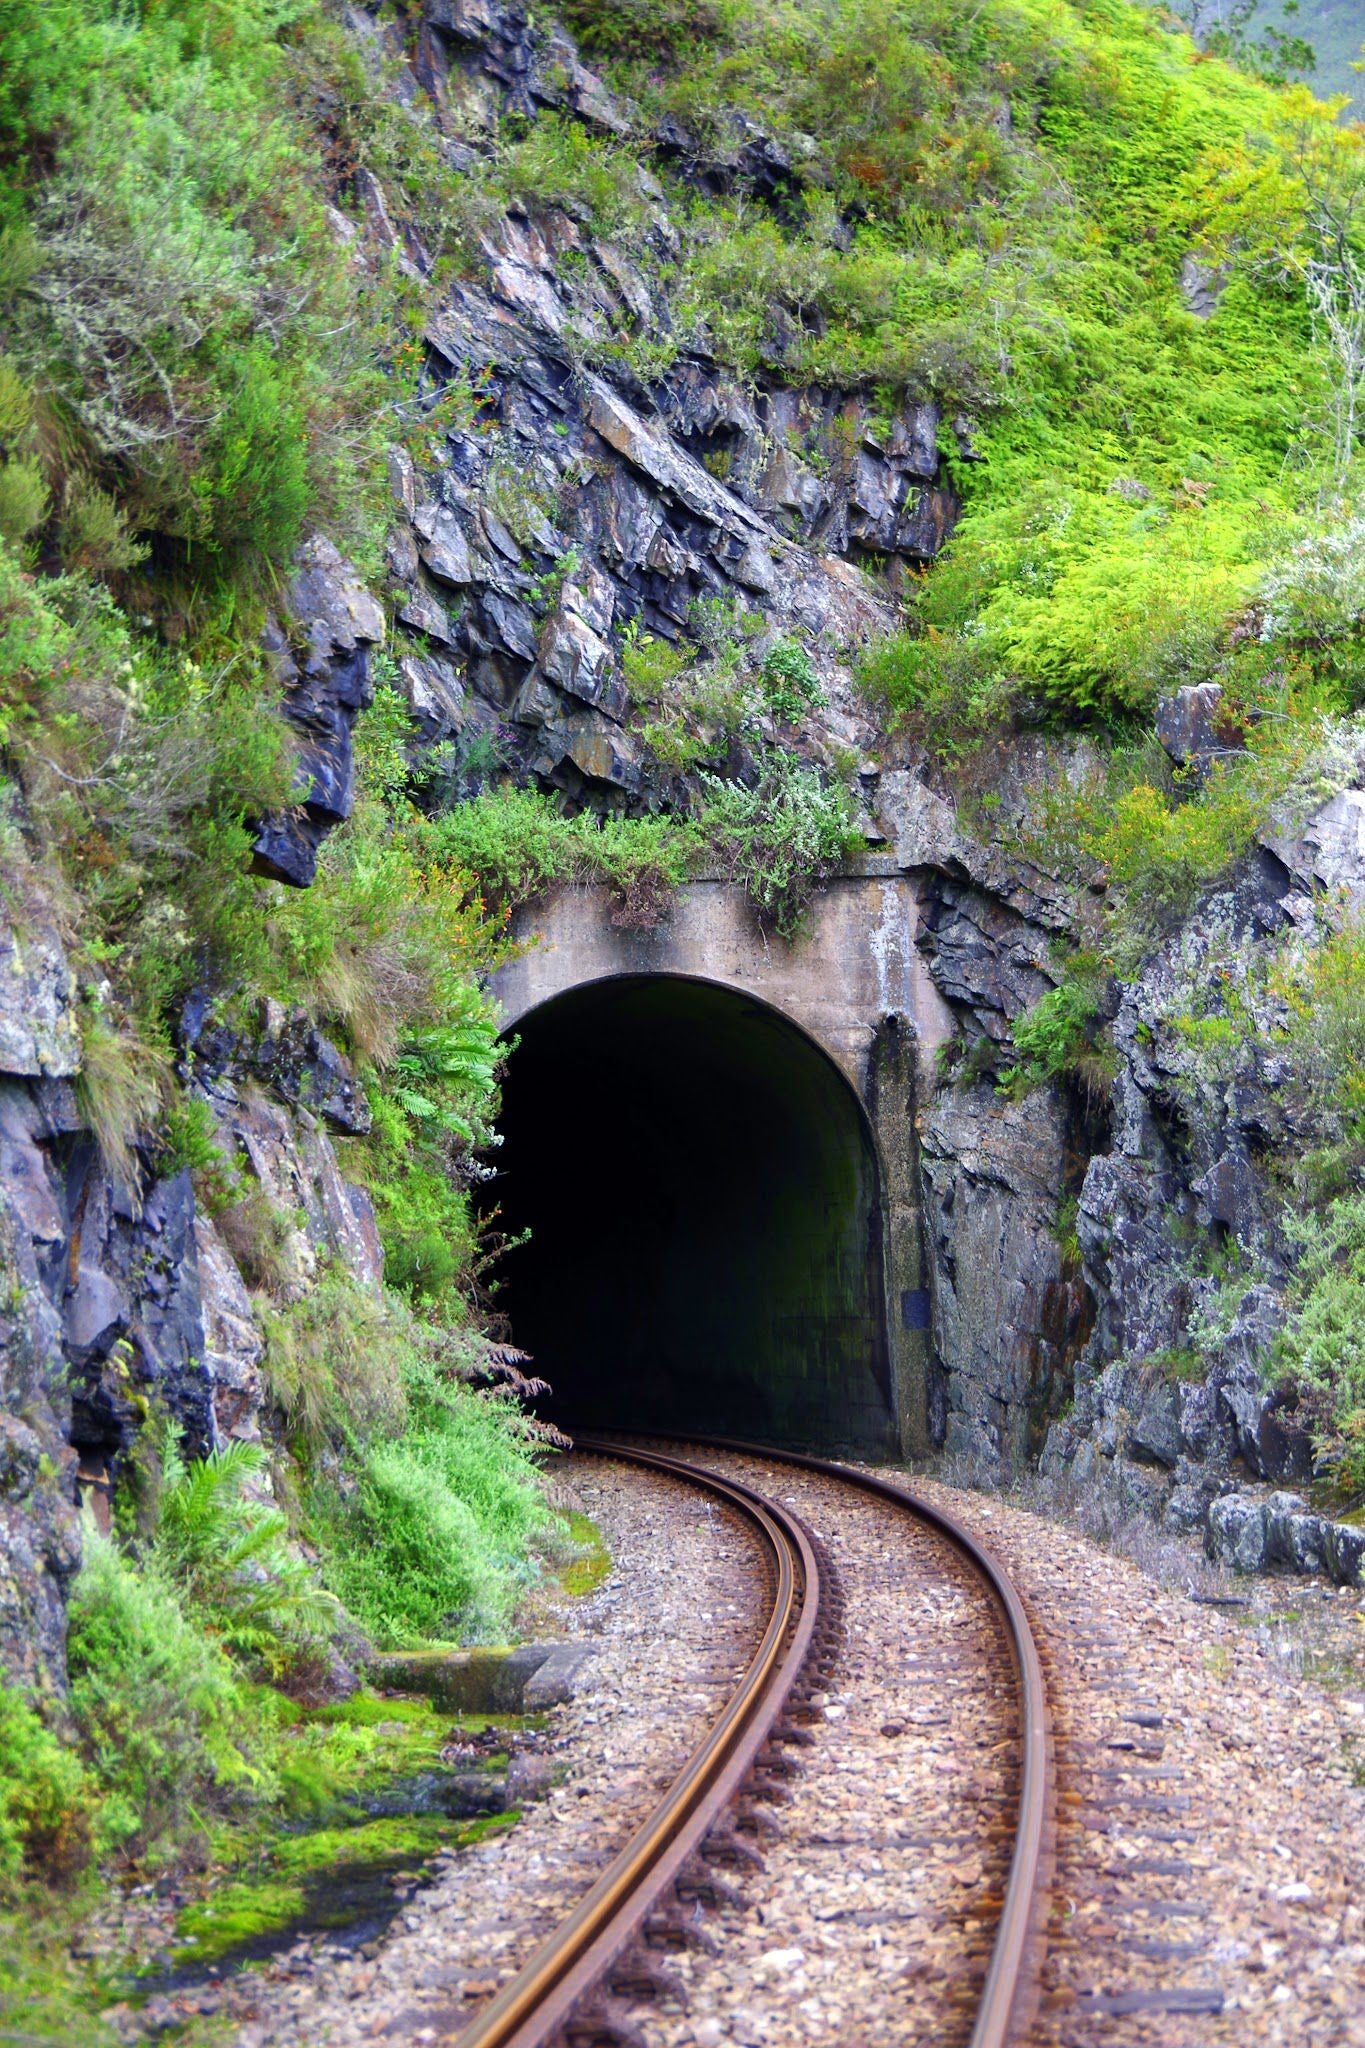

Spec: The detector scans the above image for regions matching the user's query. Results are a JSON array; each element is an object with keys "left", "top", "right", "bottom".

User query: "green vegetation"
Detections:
[
  {"left": 558, "top": 1511, "right": 612, "bottom": 1598},
  {"left": 1001, "top": 955, "right": 1112, "bottom": 1100},
  {"left": 543, "top": 0, "right": 1360, "bottom": 726},
  {"left": 0, "top": 0, "right": 393, "bottom": 598},
  {"left": 303, "top": 1305, "right": 554, "bottom": 1645},
  {"left": 700, "top": 751, "right": 862, "bottom": 937},
  {"left": 421, "top": 785, "right": 700, "bottom": 932}
]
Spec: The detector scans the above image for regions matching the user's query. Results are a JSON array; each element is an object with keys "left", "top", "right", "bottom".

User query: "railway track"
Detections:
[{"left": 453, "top": 1437, "right": 1055, "bottom": 2048}]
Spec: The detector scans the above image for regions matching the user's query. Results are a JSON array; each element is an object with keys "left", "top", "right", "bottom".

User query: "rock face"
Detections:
[
  {"left": 324, "top": 2, "right": 968, "bottom": 813},
  {"left": 1035, "top": 738, "right": 1365, "bottom": 1575},
  {"left": 0, "top": 907, "right": 384, "bottom": 1689},
  {"left": 253, "top": 539, "right": 385, "bottom": 887}
]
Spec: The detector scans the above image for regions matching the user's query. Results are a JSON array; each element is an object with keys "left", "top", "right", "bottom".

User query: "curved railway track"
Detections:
[{"left": 453, "top": 1437, "right": 1055, "bottom": 2048}]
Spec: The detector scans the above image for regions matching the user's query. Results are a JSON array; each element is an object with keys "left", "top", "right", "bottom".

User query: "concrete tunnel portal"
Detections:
[{"left": 489, "top": 974, "right": 899, "bottom": 1457}]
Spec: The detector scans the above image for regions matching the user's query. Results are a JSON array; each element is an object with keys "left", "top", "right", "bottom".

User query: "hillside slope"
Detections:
[{"left": 1, "top": 0, "right": 1365, "bottom": 2015}]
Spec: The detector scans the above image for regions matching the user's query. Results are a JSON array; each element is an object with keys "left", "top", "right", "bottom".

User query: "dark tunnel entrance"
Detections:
[{"left": 490, "top": 976, "right": 897, "bottom": 1456}]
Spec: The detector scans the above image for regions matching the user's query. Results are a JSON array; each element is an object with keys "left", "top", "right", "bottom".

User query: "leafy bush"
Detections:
[
  {"left": 700, "top": 753, "right": 861, "bottom": 937},
  {"left": 760, "top": 639, "right": 825, "bottom": 724},
  {"left": 0, "top": 1687, "right": 99, "bottom": 1895},
  {"left": 855, "top": 628, "right": 1013, "bottom": 758},
  {"left": 260, "top": 1270, "right": 411, "bottom": 1460},
  {"left": 1259, "top": 518, "right": 1365, "bottom": 706},
  {"left": 67, "top": 1532, "right": 271, "bottom": 1858},
  {"left": 1274, "top": 1193, "right": 1365, "bottom": 1490},
  {"left": 420, "top": 786, "right": 697, "bottom": 926},
  {"left": 556, "top": 0, "right": 728, "bottom": 62},
  {"left": 1002, "top": 966, "right": 1111, "bottom": 1101},
  {"left": 152, "top": 1440, "right": 338, "bottom": 1669},
  {"left": 2, "top": 0, "right": 389, "bottom": 594},
  {"left": 310, "top": 1346, "right": 551, "bottom": 1645}
]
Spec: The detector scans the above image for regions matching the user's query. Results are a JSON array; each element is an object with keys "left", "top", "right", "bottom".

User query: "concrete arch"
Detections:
[
  {"left": 491, "top": 875, "right": 954, "bottom": 1100},
  {"left": 488, "top": 882, "right": 954, "bottom": 1455},
  {"left": 489, "top": 973, "right": 895, "bottom": 1454}
]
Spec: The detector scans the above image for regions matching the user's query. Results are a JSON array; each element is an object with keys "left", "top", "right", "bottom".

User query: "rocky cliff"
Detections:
[{"left": 3, "top": 0, "right": 1362, "bottom": 1707}]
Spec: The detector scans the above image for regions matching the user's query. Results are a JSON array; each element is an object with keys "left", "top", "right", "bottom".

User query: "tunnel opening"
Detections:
[{"left": 489, "top": 975, "right": 897, "bottom": 1457}]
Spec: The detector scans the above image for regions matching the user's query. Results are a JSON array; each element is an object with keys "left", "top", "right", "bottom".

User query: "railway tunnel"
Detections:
[{"left": 490, "top": 974, "right": 899, "bottom": 1457}]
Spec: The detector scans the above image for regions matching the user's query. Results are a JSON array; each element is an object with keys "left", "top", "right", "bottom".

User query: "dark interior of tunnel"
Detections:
[{"left": 487, "top": 976, "right": 896, "bottom": 1456}]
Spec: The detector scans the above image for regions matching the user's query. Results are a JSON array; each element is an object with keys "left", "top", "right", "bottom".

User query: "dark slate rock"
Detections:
[{"left": 253, "top": 539, "right": 384, "bottom": 889}]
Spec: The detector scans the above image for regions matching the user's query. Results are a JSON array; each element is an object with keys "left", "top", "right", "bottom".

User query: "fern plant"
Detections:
[
  {"left": 153, "top": 1439, "right": 337, "bottom": 1669},
  {"left": 391, "top": 1017, "right": 499, "bottom": 1143}
]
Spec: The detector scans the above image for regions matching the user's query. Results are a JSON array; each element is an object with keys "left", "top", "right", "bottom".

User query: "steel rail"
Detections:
[
  {"left": 451, "top": 1439, "right": 821, "bottom": 2048},
  {"left": 637, "top": 1434, "right": 1056, "bottom": 2048}
]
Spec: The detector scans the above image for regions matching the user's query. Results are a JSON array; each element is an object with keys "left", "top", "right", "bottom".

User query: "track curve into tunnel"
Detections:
[{"left": 488, "top": 974, "right": 896, "bottom": 1456}]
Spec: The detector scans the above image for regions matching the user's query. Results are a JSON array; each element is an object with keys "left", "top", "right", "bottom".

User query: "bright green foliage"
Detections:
[
  {"left": 1002, "top": 967, "right": 1108, "bottom": 1099},
  {"left": 420, "top": 785, "right": 700, "bottom": 927},
  {"left": 760, "top": 640, "right": 826, "bottom": 724},
  {"left": 152, "top": 1440, "right": 339, "bottom": 1669},
  {"left": 67, "top": 1532, "right": 272, "bottom": 1859},
  {"left": 1275, "top": 1193, "right": 1365, "bottom": 1490},
  {"left": 0, "top": 0, "right": 391, "bottom": 594},
  {"left": 0, "top": 542, "right": 293, "bottom": 1067},
  {"left": 535, "top": 0, "right": 1365, "bottom": 723},
  {"left": 700, "top": 752, "right": 861, "bottom": 937},
  {"left": 856, "top": 629, "right": 1010, "bottom": 760},
  {"left": 309, "top": 1340, "right": 552, "bottom": 1646},
  {"left": 0, "top": 1687, "right": 99, "bottom": 1895},
  {"left": 557, "top": 0, "right": 732, "bottom": 62}
]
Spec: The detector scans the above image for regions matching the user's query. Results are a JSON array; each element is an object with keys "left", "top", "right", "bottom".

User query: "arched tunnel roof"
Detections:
[{"left": 487, "top": 974, "right": 896, "bottom": 1456}]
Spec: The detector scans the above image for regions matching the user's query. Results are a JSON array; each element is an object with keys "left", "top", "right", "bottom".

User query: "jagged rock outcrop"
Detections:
[
  {"left": 0, "top": 910, "right": 385, "bottom": 1686},
  {"left": 920, "top": 1084, "right": 1091, "bottom": 1472},
  {"left": 254, "top": 538, "right": 386, "bottom": 887},
  {"left": 1037, "top": 736, "right": 1365, "bottom": 1579}
]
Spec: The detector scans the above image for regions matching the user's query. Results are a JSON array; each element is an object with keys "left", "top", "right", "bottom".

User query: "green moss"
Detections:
[
  {"left": 558, "top": 1512, "right": 611, "bottom": 1598},
  {"left": 158, "top": 1690, "right": 524, "bottom": 1972},
  {"left": 167, "top": 1811, "right": 517, "bottom": 1971}
]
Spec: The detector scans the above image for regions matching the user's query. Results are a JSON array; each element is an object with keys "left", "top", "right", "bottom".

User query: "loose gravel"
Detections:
[{"left": 905, "top": 1474, "right": 1365, "bottom": 2048}]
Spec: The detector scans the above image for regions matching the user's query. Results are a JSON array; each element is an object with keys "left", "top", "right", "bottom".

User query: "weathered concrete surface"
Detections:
[
  {"left": 493, "top": 875, "right": 957, "bottom": 1096},
  {"left": 493, "top": 876, "right": 956, "bottom": 1457}
]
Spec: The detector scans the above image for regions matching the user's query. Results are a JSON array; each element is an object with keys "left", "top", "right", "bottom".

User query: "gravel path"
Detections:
[
  {"left": 233, "top": 1453, "right": 768, "bottom": 2047},
  {"left": 227, "top": 1452, "right": 1365, "bottom": 2048}
]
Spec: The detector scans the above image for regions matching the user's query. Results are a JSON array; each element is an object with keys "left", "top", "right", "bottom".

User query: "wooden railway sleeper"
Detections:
[
  {"left": 606, "top": 1950, "right": 686, "bottom": 2003},
  {"left": 643, "top": 1908, "right": 722, "bottom": 1955},
  {"left": 674, "top": 1862, "right": 744, "bottom": 1909},
  {"left": 756, "top": 1748, "right": 800, "bottom": 1776},
  {"left": 560, "top": 1998, "right": 649, "bottom": 2048},
  {"left": 701, "top": 1827, "right": 765, "bottom": 1871}
]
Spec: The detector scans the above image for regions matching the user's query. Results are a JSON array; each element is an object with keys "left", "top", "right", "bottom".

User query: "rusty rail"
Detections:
[
  {"left": 452, "top": 1434, "right": 1053, "bottom": 2048},
  {"left": 680, "top": 1438, "right": 1056, "bottom": 2048},
  {"left": 452, "top": 1439, "right": 820, "bottom": 2048}
]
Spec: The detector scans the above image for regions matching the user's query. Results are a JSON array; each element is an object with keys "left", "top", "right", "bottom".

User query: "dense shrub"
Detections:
[
  {"left": 700, "top": 752, "right": 861, "bottom": 937},
  {"left": 1002, "top": 967, "right": 1111, "bottom": 1102},
  {"left": 420, "top": 785, "right": 698, "bottom": 927},
  {"left": 1, "top": 0, "right": 390, "bottom": 595},
  {"left": 152, "top": 1440, "right": 338, "bottom": 1669},
  {"left": 67, "top": 1533, "right": 270, "bottom": 1859},
  {"left": 0, "top": 1688, "right": 99, "bottom": 1894},
  {"left": 310, "top": 1343, "right": 551, "bottom": 1645}
]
